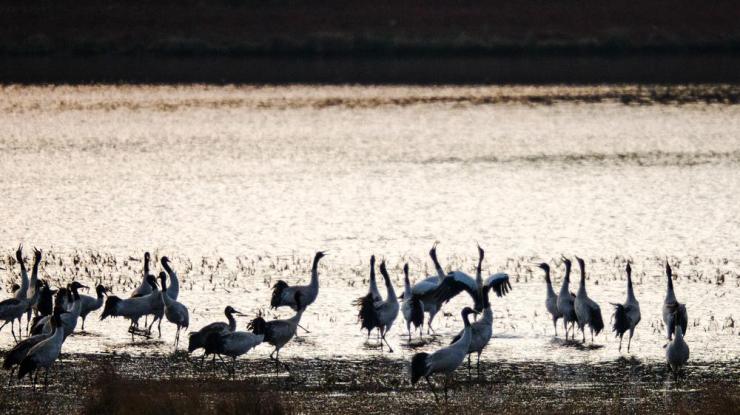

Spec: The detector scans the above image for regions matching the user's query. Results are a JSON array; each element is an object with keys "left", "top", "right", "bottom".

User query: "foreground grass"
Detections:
[{"left": 1, "top": 354, "right": 738, "bottom": 414}]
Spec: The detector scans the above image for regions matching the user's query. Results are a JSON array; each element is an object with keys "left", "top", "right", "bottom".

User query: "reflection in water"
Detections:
[{"left": 0, "top": 85, "right": 738, "bottom": 365}]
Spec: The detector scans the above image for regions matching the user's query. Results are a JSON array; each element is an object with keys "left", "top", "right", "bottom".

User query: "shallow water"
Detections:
[{"left": 0, "top": 85, "right": 738, "bottom": 365}]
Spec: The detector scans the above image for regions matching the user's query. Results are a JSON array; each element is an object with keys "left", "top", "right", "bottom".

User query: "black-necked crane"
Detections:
[
  {"left": 405, "top": 243, "right": 447, "bottom": 334},
  {"left": 665, "top": 312, "right": 690, "bottom": 379},
  {"left": 556, "top": 257, "right": 577, "bottom": 340},
  {"left": 426, "top": 246, "right": 511, "bottom": 316},
  {"left": 355, "top": 255, "right": 381, "bottom": 339},
  {"left": 449, "top": 246, "right": 507, "bottom": 377},
  {"left": 538, "top": 262, "right": 562, "bottom": 336},
  {"left": 662, "top": 263, "right": 688, "bottom": 340},
  {"left": 410, "top": 307, "right": 479, "bottom": 401},
  {"left": 1, "top": 245, "right": 30, "bottom": 341},
  {"left": 161, "top": 256, "right": 180, "bottom": 300},
  {"left": 32, "top": 281, "right": 89, "bottom": 338},
  {"left": 159, "top": 271, "right": 189, "bottom": 348},
  {"left": 21, "top": 248, "right": 42, "bottom": 335},
  {"left": 100, "top": 275, "right": 160, "bottom": 341},
  {"left": 401, "top": 263, "right": 424, "bottom": 342},
  {"left": 204, "top": 326, "right": 264, "bottom": 374},
  {"left": 248, "top": 291, "right": 306, "bottom": 370},
  {"left": 270, "top": 251, "right": 326, "bottom": 310},
  {"left": 356, "top": 259, "right": 399, "bottom": 351},
  {"left": 611, "top": 262, "right": 641, "bottom": 352},
  {"left": 188, "top": 305, "right": 241, "bottom": 359},
  {"left": 78, "top": 284, "right": 110, "bottom": 330},
  {"left": 574, "top": 256, "right": 604, "bottom": 343},
  {"left": 17, "top": 307, "right": 65, "bottom": 389},
  {"left": 130, "top": 252, "right": 155, "bottom": 298}
]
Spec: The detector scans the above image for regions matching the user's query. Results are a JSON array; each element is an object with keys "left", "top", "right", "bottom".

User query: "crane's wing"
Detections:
[
  {"left": 432, "top": 271, "right": 478, "bottom": 305},
  {"left": 484, "top": 272, "right": 512, "bottom": 297}
]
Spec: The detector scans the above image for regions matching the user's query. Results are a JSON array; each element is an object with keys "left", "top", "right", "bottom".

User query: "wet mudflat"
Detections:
[{"left": 0, "top": 352, "right": 737, "bottom": 414}]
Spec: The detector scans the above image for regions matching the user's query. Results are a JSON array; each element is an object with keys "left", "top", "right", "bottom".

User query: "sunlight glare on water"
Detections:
[{"left": 0, "top": 85, "right": 738, "bottom": 364}]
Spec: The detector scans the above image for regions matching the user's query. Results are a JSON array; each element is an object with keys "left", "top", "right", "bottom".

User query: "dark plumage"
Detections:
[
  {"left": 612, "top": 304, "right": 631, "bottom": 338},
  {"left": 409, "top": 296, "right": 424, "bottom": 331},
  {"left": 410, "top": 352, "right": 430, "bottom": 384},
  {"left": 355, "top": 293, "right": 380, "bottom": 335},
  {"left": 100, "top": 296, "right": 122, "bottom": 320},
  {"left": 270, "top": 281, "right": 289, "bottom": 309},
  {"left": 247, "top": 314, "right": 271, "bottom": 343},
  {"left": 590, "top": 306, "right": 605, "bottom": 335}
]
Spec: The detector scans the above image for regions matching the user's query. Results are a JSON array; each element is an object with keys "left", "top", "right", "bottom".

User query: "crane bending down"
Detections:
[
  {"left": 538, "top": 262, "right": 562, "bottom": 336},
  {"left": 410, "top": 307, "right": 479, "bottom": 401},
  {"left": 356, "top": 259, "right": 399, "bottom": 351},
  {"left": 573, "top": 257, "right": 604, "bottom": 343},
  {"left": 662, "top": 263, "right": 688, "bottom": 340},
  {"left": 401, "top": 263, "right": 424, "bottom": 341},
  {"left": 665, "top": 311, "right": 690, "bottom": 379},
  {"left": 449, "top": 245, "right": 508, "bottom": 377},
  {"left": 611, "top": 262, "right": 641, "bottom": 352},
  {"left": 204, "top": 326, "right": 264, "bottom": 374}
]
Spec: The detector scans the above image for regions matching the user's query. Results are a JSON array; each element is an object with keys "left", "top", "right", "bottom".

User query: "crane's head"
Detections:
[
  {"left": 561, "top": 256, "right": 572, "bottom": 269},
  {"left": 537, "top": 262, "right": 550, "bottom": 273},
  {"left": 626, "top": 262, "right": 632, "bottom": 277},
  {"left": 69, "top": 281, "right": 89, "bottom": 293},
  {"left": 144, "top": 252, "right": 151, "bottom": 262},
  {"left": 146, "top": 274, "right": 158, "bottom": 289},
  {"left": 477, "top": 244, "right": 484, "bottom": 261}
]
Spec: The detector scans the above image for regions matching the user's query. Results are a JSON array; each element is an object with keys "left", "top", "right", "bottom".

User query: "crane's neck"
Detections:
[
  {"left": 431, "top": 250, "right": 445, "bottom": 280},
  {"left": 18, "top": 257, "right": 29, "bottom": 298},
  {"left": 289, "top": 308, "right": 305, "bottom": 326},
  {"left": 544, "top": 269, "right": 556, "bottom": 298},
  {"left": 577, "top": 263, "right": 587, "bottom": 296},
  {"left": 626, "top": 271, "right": 636, "bottom": 302},
  {"left": 559, "top": 264, "right": 571, "bottom": 297},
  {"left": 481, "top": 301, "right": 493, "bottom": 324},
  {"left": 167, "top": 268, "right": 179, "bottom": 300},
  {"left": 309, "top": 255, "right": 321, "bottom": 289},
  {"left": 226, "top": 312, "right": 237, "bottom": 332},
  {"left": 384, "top": 274, "right": 397, "bottom": 304},
  {"left": 30, "top": 253, "right": 40, "bottom": 287},
  {"left": 665, "top": 273, "right": 676, "bottom": 302},
  {"left": 403, "top": 274, "right": 412, "bottom": 298},
  {"left": 96, "top": 287, "right": 105, "bottom": 300},
  {"left": 369, "top": 263, "right": 379, "bottom": 298},
  {"left": 674, "top": 326, "right": 684, "bottom": 342},
  {"left": 143, "top": 256, "right": 150, "bottom": 280}
]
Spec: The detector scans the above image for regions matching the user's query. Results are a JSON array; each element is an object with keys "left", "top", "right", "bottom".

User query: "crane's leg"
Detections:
[
  {"left": 581, "top": 325, "right": 585, "bottom": 343},
  {"left": 424, "top": 376, "right": 438, "bottom": 402},
  {"left": 562, "top": 320, "right": 568, "bottom": 340},
  {"left": 443, "top": 375, "right": 449, "bottom": 402},
  {"left": 476, "top": 352, "right": 482, "bottom": 378},
  {"left": 44, "top": 368, "right": 49, "bottom": 392},
  {"left": 26, "top": 309, "right": 31, "bottom": 335},
  {"left": 618, "top": 335, "right": 623, "bottom": 352},
  {"left": 467, "top": 354, "right": 471, "bottom": 378},
  {"left": 32, "top": 371, "right": 38, "bottom": 391},
  {"left": 158, "top": 318, "right": 162, "bottom": 338},
  {"left": 590, "top": 328, "right": 594, "bottom": 343},
  {"left": 427, "top": 311, "right": 437, "bottom": 335},
  {"left": 381, "top": 330, "right": 394, "bottom": 353},
  {"left": 553, "top": 318, "right": 558, "bottom": 337},
  {"left": 297, "top": 323, "right": 311, "bottom": 334},
  {"left": 627, "top": 330, "right": 633, "bottom": 353}
]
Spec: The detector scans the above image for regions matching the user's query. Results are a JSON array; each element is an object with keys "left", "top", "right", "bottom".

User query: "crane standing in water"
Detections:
[{"left": 611, "top": 262, "right": 641, "bottom": 352}]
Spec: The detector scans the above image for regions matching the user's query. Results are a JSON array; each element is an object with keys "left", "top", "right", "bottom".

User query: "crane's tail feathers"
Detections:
[
  {"left": 187, "top": 331, "right": 206, "bottom": 353},
  {"left": 17, "top": 358, "right": 35, "bottom": 380},
  {"left": 247, "top": 316, "right": 267, "bottom": 337},
  {"left": 590, "top": 306, "right": 605, "bottom": 335},
  {"left": 410, "top": 296, "right": 424, "bottom": 329},
  {"left": 410, "top": 352, "right": 429, "bottom": 384},
  {"left": 355, "top": 293, "right": 380, "bottom": 332},
  {"left": 270, "top": 281, "right": 289, "bottom": 309},
  {"left": 100, "top": 296, "right": 122, "bottom": 320},
  {"left": 611, "top": 304, "right": 630, "bottom": 337}
]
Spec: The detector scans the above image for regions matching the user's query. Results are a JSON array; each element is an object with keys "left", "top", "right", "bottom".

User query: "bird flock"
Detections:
[{"left": 1, "top": 243, "right": 691, "bottom": 398}]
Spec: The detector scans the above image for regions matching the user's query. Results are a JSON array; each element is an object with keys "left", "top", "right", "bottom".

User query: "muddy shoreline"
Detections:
[{"left": 1, "top": 352, "right": 737, "bottom": 414}]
